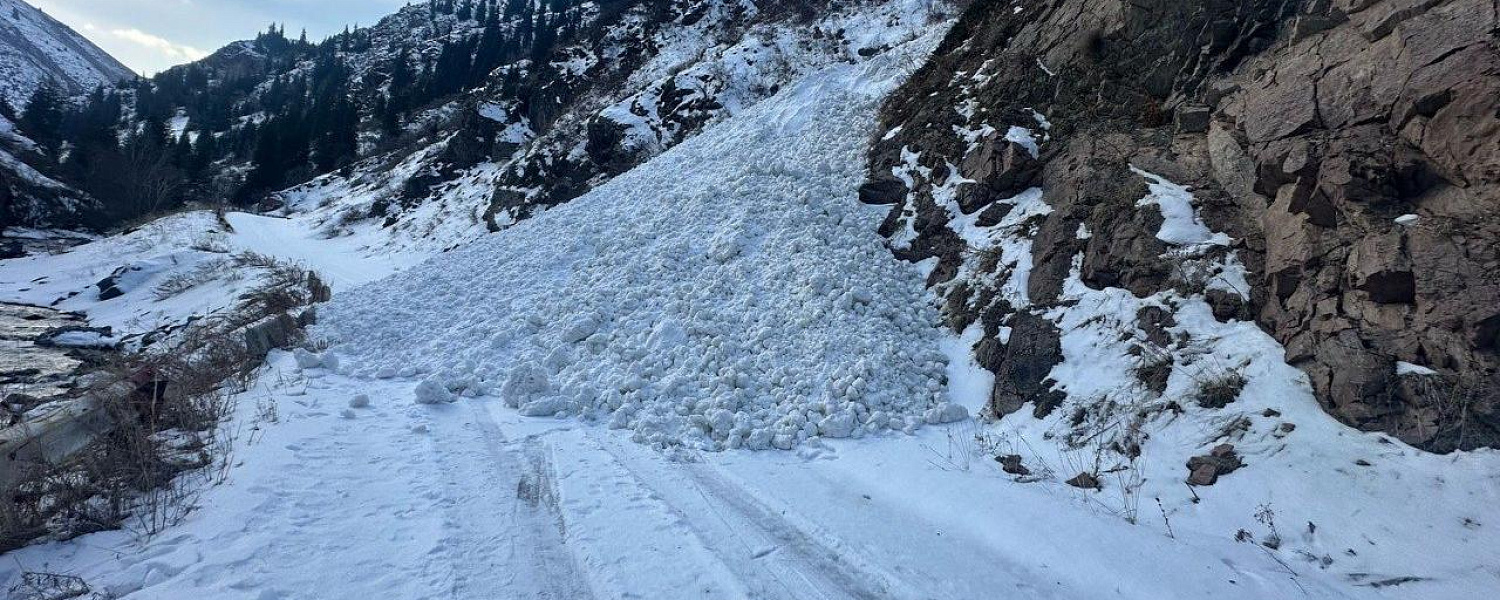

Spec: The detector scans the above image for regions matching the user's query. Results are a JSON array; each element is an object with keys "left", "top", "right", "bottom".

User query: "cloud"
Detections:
[{"left": 109, "top": 28, "right": 208, "bottom": 62}]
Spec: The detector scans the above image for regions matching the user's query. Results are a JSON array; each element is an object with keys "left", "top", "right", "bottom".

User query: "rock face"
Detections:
[{"left": 868, "top": 0, "right": 1499, "bottom": 452}]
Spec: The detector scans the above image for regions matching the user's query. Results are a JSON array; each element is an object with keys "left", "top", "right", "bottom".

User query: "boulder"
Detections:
[
  {"left": 1174, "top": 105, "right": 1212, "bottom": 134},
  {"left": 1065, "top": 472, "right": 1101, "bottom": 490},
  {"left": 857, "top": 176, "right": 908, "bottom": 205},
  {"left": 996, "top": 454, "right": 1031, "bottom": 476},
  {"left": 1186, "top": 444, "right": 1243, "bottom": 486}
]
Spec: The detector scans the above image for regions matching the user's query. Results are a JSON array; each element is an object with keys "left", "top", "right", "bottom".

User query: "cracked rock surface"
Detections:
[{"left": 868, "top": 0, "right": 1499, "bottom": 451}]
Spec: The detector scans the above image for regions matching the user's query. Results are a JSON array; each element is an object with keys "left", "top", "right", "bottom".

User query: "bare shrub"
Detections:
[
  {"left": 1194, "top": 371, "right": 1247, "bottom": 409},
  {"left": 153, "top": 258, "right": 233, "bottom": 300},
  {"left": 188, "top": 234, "right": 231, "bottom": 254},
  {"left": 4, "top": 258, "right": 328, "bottom": 546},
  {"left": 153, "top": 251, "right": 321, "bottom": 310},
  {"left": 7, "top": 570, "right": 109, "bottom": 600},
  {"left": 921, "top": 420, "right": 1005, "bottom": 473},
  {"left": 1402, "top": 371, "right": 1494, "bottom": 453}
]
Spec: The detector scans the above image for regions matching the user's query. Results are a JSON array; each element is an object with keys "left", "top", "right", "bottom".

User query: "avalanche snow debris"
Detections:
[
  {"left": 414, "top": 378, "right": 457, "bottom": 405},
  {"left": 319, "top": 26, "right": 950, "bottom": 451},
  {"left": 293, "top": 348, "right": 323, "bottom": 370}
]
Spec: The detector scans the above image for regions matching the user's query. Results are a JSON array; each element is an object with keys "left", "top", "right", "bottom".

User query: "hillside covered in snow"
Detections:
[
  {"left": 0, "top": 1, "right": 1498, "bottom": 599},
  {"left": 0, "top": 0, "right": 134, "bottom": 109}
]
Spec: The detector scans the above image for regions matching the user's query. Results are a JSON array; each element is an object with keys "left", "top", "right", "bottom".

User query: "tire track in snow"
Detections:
[
  {"left": 595, "top": 434, "right": 917, "bottom": 600},
  {"left": 427, "top": 400, "right": 595, "bottom": 600}
]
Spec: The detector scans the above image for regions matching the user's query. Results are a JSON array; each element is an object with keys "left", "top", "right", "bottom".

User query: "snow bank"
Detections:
[{"left": 318, "top": 30, "right": 954, "bottom": 450}]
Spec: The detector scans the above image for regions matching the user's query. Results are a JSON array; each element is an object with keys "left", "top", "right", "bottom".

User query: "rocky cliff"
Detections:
[{"left": 866, "top": 0, "right": 1499, "bottom": 451}]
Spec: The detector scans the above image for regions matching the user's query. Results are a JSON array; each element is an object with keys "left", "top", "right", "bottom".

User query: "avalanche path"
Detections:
[{"left": 314, "top": 31, "right": 962, "bottom": 451}]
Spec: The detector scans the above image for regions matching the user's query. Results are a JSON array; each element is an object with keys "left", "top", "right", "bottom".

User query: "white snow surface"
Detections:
[
  {"left": 1396, "top": 361, "right": 1438, "bottom": 376},
  {"left": 43, "top": 330, "right": 114, "bottom": 348},
  {"left": 317, "top": 31, "right": 956, "bottom": 451},
  {"left": 2, "top": 350, "right": 1371, "bottom": 600},
  {"left": 0, "top": 210, "right": 421, "bottom": 343},
  {"left": 1133, "top": 166, "right": 1232, "bottom": 248}
]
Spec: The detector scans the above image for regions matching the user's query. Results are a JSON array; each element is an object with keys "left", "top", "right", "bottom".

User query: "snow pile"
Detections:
[{"left": 318, "top": 30, "right": 957, "bottom": 450}]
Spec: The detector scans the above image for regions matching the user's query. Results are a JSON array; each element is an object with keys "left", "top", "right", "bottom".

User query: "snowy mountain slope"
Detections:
[
  {"left": 0, "top": 21, "right": 1372, "bottom": 599},
  {"left": 277, "top": 0, "right": 950, "bottom": 256},
  {"left": 0, "top": 0, "right": 125, "bottom": 230},
  {"left": 0, "top": 0, "right": 134, "bottom": 108},
  {"left": 1, "top": 114, "right": 96, "bottom": 229}
]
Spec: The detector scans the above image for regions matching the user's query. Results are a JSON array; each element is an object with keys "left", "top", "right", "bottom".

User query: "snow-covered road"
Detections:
[{"left": 1, "top": 354, "right": 1359, "bottom": 599}]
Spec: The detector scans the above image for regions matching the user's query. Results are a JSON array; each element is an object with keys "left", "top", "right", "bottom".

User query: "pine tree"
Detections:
[
  {"left": 470, "top": 18, "right": 506, "bottom": 85},
  {"left": 504, "top": 0, "right": 526, "bottom": 19},
  {"left": 428, "top": 38, "right": 474, "bottom": 98},
  {"left": 241, "top": 118, "right": 286, "bottom": 201},
  {"left": 531, "top": 10, "right": 556, "bottom": 63},
  {"left": 191, "top": 128, "right": 220, "bottom": 173},
  {"left": 19, "top": 82, "right": 64, "bottom": 154},
  {"left": 313, "top": 94, "right": 358, "bottom": 172}
]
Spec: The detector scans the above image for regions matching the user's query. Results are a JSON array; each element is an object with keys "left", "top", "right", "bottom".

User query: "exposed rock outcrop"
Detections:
[{"left": 868, "top": 0, "right": 1499, "bottom": 451}]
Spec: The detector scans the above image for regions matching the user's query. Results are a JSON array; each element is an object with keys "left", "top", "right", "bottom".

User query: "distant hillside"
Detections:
[{"left": 0, "top": 0, "right": 134, "bottom": 109}]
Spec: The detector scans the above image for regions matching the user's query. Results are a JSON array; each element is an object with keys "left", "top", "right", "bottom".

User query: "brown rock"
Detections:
[
  {"left": 870, "top": 0, "right": 1500, "bottom": 453},
  {"left": 1066, "top": 472, "right": 1101, "bottom": 490},
  {"left": 997, "top": 454, "right": 1031, "bottom": 476},
  {"left": 1186, "top": 444, "right": 1244, "bottom": 486},
  {"left": 989, "top": 313, "right": 1068, "bottom": 418},
  {"left": 1174, "top": 105, "right": 1212, "bottom": 134},
  {"left": 958, "top": 134, "right": 1042, "bottom": 212}
]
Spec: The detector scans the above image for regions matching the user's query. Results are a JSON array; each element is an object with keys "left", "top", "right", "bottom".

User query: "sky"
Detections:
[{"left": 29, "top": 0, "right": 410, "bottom": 76}]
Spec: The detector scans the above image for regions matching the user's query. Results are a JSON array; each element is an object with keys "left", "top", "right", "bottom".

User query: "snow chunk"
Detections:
[
  {"left": 518, "top": 398, "right": 575, "bottom": 417},
  {"left": 923, "top": 403, "right": 971, "bottom": 425},
  {"left": 294, "top": 348, "right": 323, "bottom": 369},
  {"left": 414, "top": 379, "right": 456, "bottom": 405}
]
